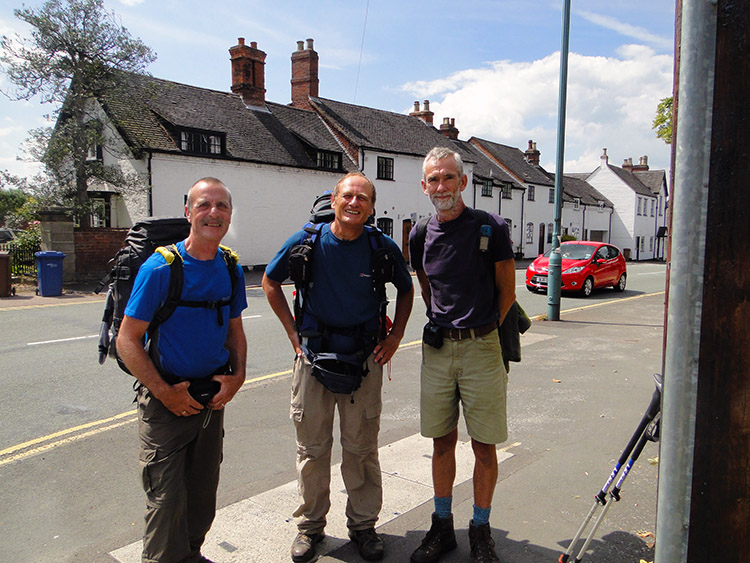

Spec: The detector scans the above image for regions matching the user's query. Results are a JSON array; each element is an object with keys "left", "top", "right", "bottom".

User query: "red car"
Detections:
[{"left": 525, "top": 241, "right": 627, "bottom": 297}]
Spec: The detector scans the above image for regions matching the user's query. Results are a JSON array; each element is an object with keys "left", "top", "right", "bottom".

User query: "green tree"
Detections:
[
  {"left": 0, "top": 182, "right": 30, "bottom": 225},
  {"left": 0, "top": 0, "right": 156, "bottom": 227},
  {"left": 653, "top": 96, "right": 673, "bottom": 145}
]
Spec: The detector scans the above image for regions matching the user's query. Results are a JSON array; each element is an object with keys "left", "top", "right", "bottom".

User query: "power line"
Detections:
[{"left": 353, "top": 0, "right": 370, "bottom": 104}]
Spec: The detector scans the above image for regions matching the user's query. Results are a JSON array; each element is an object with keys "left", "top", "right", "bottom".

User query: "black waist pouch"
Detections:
[
  {"left": 309, "top": 352, "right": 368, "bottom": 395},
  {"left": 188, "top": 378, "right": 221, "bottom": 405}
]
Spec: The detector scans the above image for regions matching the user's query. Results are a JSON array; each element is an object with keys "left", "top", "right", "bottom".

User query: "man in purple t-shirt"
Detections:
[{"left": 409, "top": 147, "right": 515, "bottom": 563}]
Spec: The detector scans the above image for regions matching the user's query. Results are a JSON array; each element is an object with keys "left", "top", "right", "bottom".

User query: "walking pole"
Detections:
[
  {"left": 572, "top": 415, "right": 661, "bottom": 562},
  {"left": 559, "top": 374, "right": 662, "bottom": 563}
]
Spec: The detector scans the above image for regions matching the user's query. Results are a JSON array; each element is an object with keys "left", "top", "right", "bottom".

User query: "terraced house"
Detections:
[{"left": 74, "top": 37, "right": 666, "bottom": 270}]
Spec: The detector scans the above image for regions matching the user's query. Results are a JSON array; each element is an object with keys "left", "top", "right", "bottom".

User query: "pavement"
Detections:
[{"left": 2, "top": 264, "right": 663, "bottom": 563}]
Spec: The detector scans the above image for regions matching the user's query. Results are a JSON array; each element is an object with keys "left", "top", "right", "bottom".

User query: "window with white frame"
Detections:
[
  {"left": 528, "top": 185, "right": 535, "bottom": 201},
  {"left": 637, "top": 197, "right": 642, "bottom": 215},
  {"left": 526, "top": 222, "right": 534, "bottom": 244},
  {"left": 573, "top": 197, "right": 581, "bottom": 210},
  {"left": 548, "top": 188, "right": 555, "bottom": 203},
  {"left": 649, "top": 236, "right": 653, "bottom": 251},
  {"left": 651, "top": 200, "right": 655, "bottom": 217},
  {"left": 640, "top": 237, "right": 645, "bottom": 252},
  {"left": 659, "top": 196, "right": 663, "bottom": 216},
  {"left": 316, "top": 151, "right": 341, "bottom": 171},
  {"left": 481, "top": 179, "right": 492, "bottom": 197},
  {"left": 501, "top": 184, "right": 512, "bottom": 199},
  {"left": 180, "top": 129, "right": 224, "bottom": 155}
]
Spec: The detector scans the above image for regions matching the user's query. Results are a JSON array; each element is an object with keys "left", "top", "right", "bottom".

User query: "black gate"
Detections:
[{"left": 0, "top": 240, "right": 41, "bottom": 276}]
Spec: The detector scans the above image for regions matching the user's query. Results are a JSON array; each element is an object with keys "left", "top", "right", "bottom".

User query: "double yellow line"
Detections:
[{"left": 1, "top": 292, "right": 664, "bottom": 468}]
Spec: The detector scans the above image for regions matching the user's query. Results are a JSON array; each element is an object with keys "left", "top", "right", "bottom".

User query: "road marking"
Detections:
[
  {"left": 109, "top": 433, "right": 517, "bottom": 563},
  {"left": 27, "top": 334, "right": 98, "bottom": 346},
  {"left": 1, "top": 291, "right": 663, "bottom": 467},
  {"left": 24, "top": 315, "right": 261, "bottom": 346}
]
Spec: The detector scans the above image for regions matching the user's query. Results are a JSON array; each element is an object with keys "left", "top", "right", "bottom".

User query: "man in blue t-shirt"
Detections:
[
  {"left": 263, "top": 172, "right": 413, "bottom": 562},
  {"left": 118, "top": 177, "right": 248, "bottom": 563},
  {"left": 408, "top": 148, "right": 515, "bottom": 563}
]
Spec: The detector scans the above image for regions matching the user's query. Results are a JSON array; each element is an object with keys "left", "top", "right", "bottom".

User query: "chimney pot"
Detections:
[
  {"left": 439, "top": 116, "right": 459, "bottom": 140},
  {"left": 230, "top": 39, "right": 266, "bottom": 107},
  {"left": 423, "top": 100, "right": 430, "bottom": 111},
  {"left": 291, "top": 38, "right": 319, "bottom": 109},
  {"left": 413, "top": 101, "right": 420, "bottom": 111}
]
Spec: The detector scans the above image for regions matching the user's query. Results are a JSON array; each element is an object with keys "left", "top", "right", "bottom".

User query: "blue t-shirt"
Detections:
[
  {"left": 125, "top": 241, "right": 247, "bottom": 378},
  {"left": 410, "top": 207, "right": 514, "bottom": 329},
  {"left": 265, "top": 223, "right": 412, "bottom": 352}
]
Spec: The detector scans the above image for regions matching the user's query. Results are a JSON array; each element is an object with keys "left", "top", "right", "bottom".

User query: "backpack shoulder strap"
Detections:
[
  {"left": 411, "top": 216, "right": 431, "bottom": 271},
  {"left": 219, "top": 244, "right": 240, "bottom": 296},
  {"left": 148, "top": 244, "right": 184, "bottom": 334}
]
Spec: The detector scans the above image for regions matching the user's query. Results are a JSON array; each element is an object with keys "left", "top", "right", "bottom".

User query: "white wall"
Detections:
[{"left": 149, "top": 154, "right": 344, "bottom": 268}]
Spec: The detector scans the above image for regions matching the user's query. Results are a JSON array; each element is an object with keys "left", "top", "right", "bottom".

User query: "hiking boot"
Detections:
[
  {"left": 410, "top": 513, "right": 457, "bottom": 563},
  {"left": 291, "top": 531, "right": 324, "bottom": 562},
  {"left": 348, "top": 527, "right": 384, "bottom": 561},
  {"left": 468, "top": 520, "right": 499, "bottom": 562}
]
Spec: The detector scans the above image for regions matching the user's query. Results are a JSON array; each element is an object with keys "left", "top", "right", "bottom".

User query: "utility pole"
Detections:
[
  {"left": 546, "top": 0, "right": 571, "bottom": 321},
  {"left": 657, "top": 1, "right": 750, "bottom": 561}
]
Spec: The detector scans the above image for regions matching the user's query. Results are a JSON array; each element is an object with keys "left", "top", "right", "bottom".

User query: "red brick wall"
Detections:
[{"left": 74, "top": 228, "right": 128, "bottom": 280}]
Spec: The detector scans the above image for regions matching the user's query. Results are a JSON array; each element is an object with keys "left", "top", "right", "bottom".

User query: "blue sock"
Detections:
[
  {"left": 434, "top": 496, "right": 452, "bottom": 519},
  {"left": 473, "top": 505, "right": 491, "bottom": 526}
]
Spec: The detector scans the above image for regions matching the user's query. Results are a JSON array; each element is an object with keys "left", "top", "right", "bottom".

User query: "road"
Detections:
[{"left": 0, "top": 262, "right": 666, "bottom": 562}]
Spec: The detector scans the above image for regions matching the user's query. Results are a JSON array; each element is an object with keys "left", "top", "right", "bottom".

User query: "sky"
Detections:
[{"left": 0, "top": 0, "right": 676, "bottom": 182}]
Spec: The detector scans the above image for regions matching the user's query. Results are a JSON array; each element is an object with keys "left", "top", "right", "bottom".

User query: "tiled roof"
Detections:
[
  {"left": 469, "top": 137, "right": 554, "bottom": 186},
  {"left": 101, "top": 74, "right": 344, "bottom": 170},
  {"left": 455, "top": 141, "right": 523, "bottom": 188},
  {"left": 608, "top": 165, "right": 655, "bottom": 197},
  {"left": 547, "top": 174, "right": 614, "bottom": 207},
  {"left": 310, "top": 98, "right": 459, "bottom": 157},
  {"left": 633, "top": 169, "right": 668, "bottom": 196}
]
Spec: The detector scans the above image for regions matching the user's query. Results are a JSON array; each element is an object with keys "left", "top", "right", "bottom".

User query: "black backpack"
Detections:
[
  {"left": 288, "top": 191, "right": 395, "bottom": 340},
  {"left": 96, "top": 217, "right": 240, "bottom": 374}
]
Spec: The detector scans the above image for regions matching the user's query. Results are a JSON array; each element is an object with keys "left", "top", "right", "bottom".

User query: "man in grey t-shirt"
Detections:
[{"left": 409, "top": 147, "right": 515, "bottom": 563}]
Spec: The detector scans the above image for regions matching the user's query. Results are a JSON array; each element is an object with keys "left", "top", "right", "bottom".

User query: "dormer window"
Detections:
[
  {"left": 316, "top": 150, "right": 342, "bottom": 171},
  {"left": 179, "top": 129, "right": 225, "bottom": 156},
  {"left": 481, "top": 179, "right": 492, "bottom": 197}
]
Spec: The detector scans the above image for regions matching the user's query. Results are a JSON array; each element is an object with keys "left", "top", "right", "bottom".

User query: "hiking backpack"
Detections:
[
  {"left": 288, "top": 191, "right": 395, "bottom": 340},
  {"left": 95, "top": 217, "right": 240, "bottom": 374}
]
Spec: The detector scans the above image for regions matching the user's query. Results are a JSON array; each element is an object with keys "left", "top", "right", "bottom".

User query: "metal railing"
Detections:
[{"left": 0, "top": 240, "right": 41, "bottom": 277}]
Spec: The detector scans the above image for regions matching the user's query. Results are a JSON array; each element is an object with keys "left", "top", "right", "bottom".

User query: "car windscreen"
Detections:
[{"left": 559, "top": 244, "right": 598, "bottom": 260}]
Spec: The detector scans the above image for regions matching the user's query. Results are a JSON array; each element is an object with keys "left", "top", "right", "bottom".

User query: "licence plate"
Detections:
[{"left": 532, "top": 275, "right": 548, "bottom": 285}]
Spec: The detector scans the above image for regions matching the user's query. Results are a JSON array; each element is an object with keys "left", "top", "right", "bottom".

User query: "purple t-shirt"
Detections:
[{"left": 410, "top": 207, "right": 513, "bottom": 329}]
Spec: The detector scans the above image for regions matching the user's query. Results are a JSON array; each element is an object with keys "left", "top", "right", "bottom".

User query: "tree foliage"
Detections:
[
  {"left": 0, "top": 0, "right": 156, "bottom": 226},
  {"left": 0, "top": 183, "right": 30, "bottom": 225},
  {"left": 653, "top": 96, "right": 673, "bottom": 145}
]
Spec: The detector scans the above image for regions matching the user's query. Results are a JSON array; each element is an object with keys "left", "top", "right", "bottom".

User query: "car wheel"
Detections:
[
  {"left": 614, "top": 273, "right": 627, "bottom": 292},
  {"left": 581, "top": 277, "right": 594, "bottom": 297}
]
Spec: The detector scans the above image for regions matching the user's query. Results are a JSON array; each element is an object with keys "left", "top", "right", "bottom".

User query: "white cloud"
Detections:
[
  {"left": 578, "top": 11, "right": 674, "bottom": 51},
  {"left": 117, "top": 0, "right": 146, "bottom": 6},
  {"left": 401, "top": 46, "right": 673, "bottom": 173}
]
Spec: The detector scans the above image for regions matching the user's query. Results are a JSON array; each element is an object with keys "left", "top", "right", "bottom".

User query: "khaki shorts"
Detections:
[{"left": 420, "top": 330, "right": 508, "bottom": 445}]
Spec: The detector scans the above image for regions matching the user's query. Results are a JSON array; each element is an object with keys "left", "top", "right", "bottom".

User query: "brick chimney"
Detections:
[
  {"left": 291, "top": 38, "right": 319, "bottom": 110},
  {"left": 622, "top": 157, "right": 634, "bottom": 172},
  {"left": 229, "top": 38, "right": 266, "bottom": 108},
  {"left": 439, "top": 117, "right": 459, "bottom": 140},
  {"left": 601, "top": 148, "right": 609, "bottom": 165},
  {"left": 409, "top": 100, "right": 434, "bottom": 125},
  {"left": 524, "top": 140, "right": 540, "bottom": 166},
  {"left": 633, "top": 155, "right": 650, "bottom": 171}
]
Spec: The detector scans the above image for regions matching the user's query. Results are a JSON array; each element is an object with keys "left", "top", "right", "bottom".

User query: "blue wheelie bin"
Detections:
[{"left": 35, "top": 251, "right": 66, "bottom": 297}]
